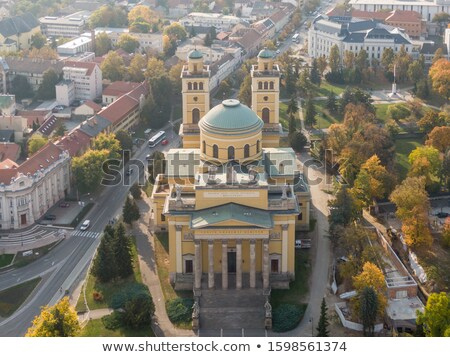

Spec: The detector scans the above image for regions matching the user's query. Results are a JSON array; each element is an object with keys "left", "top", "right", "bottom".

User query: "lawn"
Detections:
[
  {"left": 279, "top": 102, "right": 295, "bottom": 130},
  {"left": 315, "top": 82, "right": 345, "bottom": 97},
  {"left": 0, "top": 277, "right": 41, "bottom": 317},
  {"left": 76, "top": 237, "right": 142, "bottom": 312},
  {"left": 172, "top": 103, "right": 182, "bottom": 121},
  {"left": 13, "top": 242, "right": 60, "bottom": 268},
  {"left": 313, "top": 100, "right": 341, "bottom": 129},
  {"left": 0, "top": 254, "right": 14, "bottom": 268},
  {"left": 375, "top": 103, "right": 390, "bottom": 123},
  {"left": 394, "top": 137, "right": 424, "bottom": 179},
  {"left": 81, "top": 319, "right": 155, "bottom": 337}
]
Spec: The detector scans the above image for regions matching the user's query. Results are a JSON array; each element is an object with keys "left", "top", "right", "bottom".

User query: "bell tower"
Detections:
[
  {"left": 180, "top": 49, "right": 210, "bottom": 149},
  {"left": 251, "top": 48, "right": 281, "bottom": 148}
]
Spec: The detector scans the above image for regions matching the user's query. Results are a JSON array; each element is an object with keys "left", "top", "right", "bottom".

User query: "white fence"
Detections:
[{"left": 335, "top": 302, "right": 383, "bottom": 333}]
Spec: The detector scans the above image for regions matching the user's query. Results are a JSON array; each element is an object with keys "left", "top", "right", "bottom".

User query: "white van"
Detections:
[{"left": 80, "top": 220, "right": 90, "bottom": 231}]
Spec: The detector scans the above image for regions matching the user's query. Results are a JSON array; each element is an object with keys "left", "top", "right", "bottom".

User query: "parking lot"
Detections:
[{"left": 39, "top": 200, "right": 86, "bottom": 226}]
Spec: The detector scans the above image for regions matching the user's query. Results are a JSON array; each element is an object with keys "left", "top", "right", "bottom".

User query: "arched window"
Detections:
[
  {"left": 269, "top": 81, "right": 274, "bottom": 90},
  {"left": 256, "top": 140, "right": 260, "bottom": 153},
  {"left": 199, "top": 82, "right": 203, "bottom": 90},
  {"left": 188, "top": 82, "right": 192, "bottom": 90},
  {"left": 262, "top": 108, "right": 270, "bottom": 123},
  {"left": 192, "top": 108, "right": 200, "bottom": 124},
  {"left": 202, "top": 140, "right": 206, "bottom": 155},
  {"left": 279, "top": 163, "right": 284, "bottom": 174},
  {"left": 258, "top": 81, "right": 263, "bottom": 90},
  {"left": 228, "top": 146, "right": 235, "bottom": 160},
  {"left": 264, "top": 81, "right": 268, "bottom": 90},
  {"left": 213, "top": 145, "right": 218, "bottom": 158},
  {"left": 244, "top": 144, "right": 250, "bottom": 158},
  {"left": 193, "top": 82, "right": 198, "bottom": 90}
]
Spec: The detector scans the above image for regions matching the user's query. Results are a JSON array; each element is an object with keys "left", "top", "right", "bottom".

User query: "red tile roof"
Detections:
[
  {"left": 16, "top": 109, "right": 52, "bottom": 128},
  {"left": 385, "top": 10, "right": 422, "bottom": 23},
  {"left": 82, "top": 100, "right": 102, "bottom": 113},
  {"left": 97, "top": 95, "right": 139, "bottom": 125},
  {"left": 0, "top": 158, "right": 19, "bottom": 169},
  {"left": 0, "top": 142, "right": 20, "bottom": 162},
  {"left": 64, "top": 61, "right": 98, "bottom": 76},
  {"left": 56, "top": 128, "right": 91, "bottom": 157},
  {"left": 103, "top": 81, "right": 142, "bottom": 98},
  {"left": 352, "top": 9, "right": 389, "bottom": 21},
  {"left": 127, "top": 82, "right": 149, "bottom": 101}
]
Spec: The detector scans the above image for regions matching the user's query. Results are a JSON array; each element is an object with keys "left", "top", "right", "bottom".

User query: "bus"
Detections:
[
  {"left": 292, "top": 33, "right": 299, "bottom": 43},
  {"left": 148, "top": 130, "right": 166, "bottom": 147}
]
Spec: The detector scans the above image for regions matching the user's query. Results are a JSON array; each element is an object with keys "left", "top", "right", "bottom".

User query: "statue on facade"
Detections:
[
  {"left": 264, "top": 300, "right": 272, "bottom": 318},
  {"left": 192, "top": 301, "right": 200, "bottom": 319},
  {"left": 175, "top": 184, "right": 182, "bottom": 201},
  {"left": 281, "top": 184, "right": 288, "bottom": 199}
]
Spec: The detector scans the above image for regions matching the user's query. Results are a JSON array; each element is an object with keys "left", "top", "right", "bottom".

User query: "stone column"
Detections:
[
  {"left": 250, "top": 239, "right": 256, "bottom": 288},
  {"left": 221, "top": 240, "right": 228, "bottom": 289},
  {"left": 236, "top": 239, "right": 242, "bottom": 289},
  {"left": 263, "top": 239, "right": 269, "bottom": 289},
  {"left": 208, "top": 240, "right": 214, "bottom": 289},
  {"left": 175, "top": 225, "right": 183, "bottom": 274},
  {"left": 194, "top": 240, "right": 202, "bottom": 289},
  {"left": 281, "top": 224, "right": 288, "bottom": 273}
]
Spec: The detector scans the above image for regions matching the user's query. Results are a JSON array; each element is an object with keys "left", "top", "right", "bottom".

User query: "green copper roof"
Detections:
[
  {"left": 191, "top": 203, "right": 273, "bottom": 229},
  {"left": 258, "top": 48, "right": 274, "bottom": 59},
  {"left": 199, "top": 99, "right": 263, "bottom": 135},
  {"left": 188, "top": 49, "right": 203, "bottom": 59}
]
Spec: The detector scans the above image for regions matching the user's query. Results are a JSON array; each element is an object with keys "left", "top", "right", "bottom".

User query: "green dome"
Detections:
[
  {"left": 199, "top": 99, "right": 263, "bottom": 136},
  {"left": 188, "top": 49, "right": 203, "bottom": 59},
  {"left": 258, "top": 48, "right": 274, "bottom": 59}
]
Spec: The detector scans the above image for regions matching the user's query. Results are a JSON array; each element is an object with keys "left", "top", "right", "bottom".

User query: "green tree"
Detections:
[
  {"left": 288, "top": 113, "right": 296, "bottom": 134},
  {"left": 407, "top": 60, "right": 424, "bottom": 84},
  {"left": 310, "top": 58, "right": 321, "bottom": 85},
  {"left": 408, "top": 146, "right": 442, "bottom": 183},
  {"left": 115, "top": 130, "right": 133, "bottom": 152},
  {"left": 92, "top": 232, "right": 117, "bottom": 283},
  {"left": 128, "top": 5, "right": 158, "bottom": 29},
  {"left": 426, "top": 126, "right": 450, "bottom": 153},
  {"left": 416, "top": 292, "right": 450, "bottom": 337},
  {"left": 359, "top": 287, "right": 379, "bottom": 336},
  {"left": 317, "top": 56, "right": 328, "bottom": 76},
  {"left": 429, "top": 59, "right": 450, "bottom": 99},
  {"left": 130, "top": 182, "right": 142, "bottom": 200},
  {"left": 95, "top": 32, "right": 112, "bottom": 56},
  {"left": 37, "top": 69, "right": 59, "bottom": 100},
  {"left": 432, "top": 12, "right": 450, "bottom": 35},
  {"left": 122, "top": 293, "right": 155, "bottom": 329},
  {"left": 122, "top": 196, "right": 140, "bottom": 225},
  {"left": 286, "top": 96, "right": 298, "bottom": 116},
  {"left": 289, "top": 131, "right": 307, "bottom": 152},
  {"left": 101, "top": 51, "right": 126, "bottom": 81},
  {"left": 355, "top": 49, "right": 368, "bottom": 71},
  {"left": 328, "top": 186, "right": 361, "bottom": 229},
  {"left": 238, "top": 75, "right": 252, "bottom": 107},
  {"left": 148, "top": 151, "right": 165, "bottom": 183},
  {"left": 53, "top": 122, "right": 66, "bottom": 138},
  {"left": 164, "top": 22, "right": 187, "bottom": 42},
  {"left": 92, "top": 133, "right": 121, "bottom": 159},
  {"left": 316, "top": 298, "right": 330, "bottom": 337},
  {"left": 30, "top": 32, "right": 46, "bottom": 49},
  {"left": 117, "top": 34, "right": 140, "bottom": 53},
  {"left": 304, "top": 98, "right": 317, "bottom": 127},
  {"left": 72, "top": 149, "right": 110, "bottom": 193},
  {"left": 387, "top": 103, "right": 410, "bottom": 121},
  {"left": 127, "top": 53, "right": 147, "bottom": 82},
  {"left": 26, "top": 298, "right": 80, "bottom": 337},
  {"left": 89, "top": 5, "right": 128, "bottom": 28},
  {"left": 10, "top": 75, "right": 33, "bottom": 100},
  {"left": 326, "top": 90, "right": 337, "bottom": 112},
  {"left": 381, "top": 48, "right": 394, "bottom": 71},
  {"left": 418, "top": 110, "right": 449, "bottom": 133},
  {"left": 328, "top": 44, "right": 341, "bottom": 73},
  {"left": 28, "top": 135, "right": 48, "bottom": 155},
  {"left": 114, "top": 222, "right": 134, "bottom": 278}
]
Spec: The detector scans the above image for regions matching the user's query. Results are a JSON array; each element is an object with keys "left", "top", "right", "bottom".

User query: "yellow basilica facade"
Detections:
[{"left": 151, "top": 49, "right": 311, "bottom": 313}]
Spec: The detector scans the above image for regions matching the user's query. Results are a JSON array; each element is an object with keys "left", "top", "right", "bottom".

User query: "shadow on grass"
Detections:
[{"left": 0, "top": 277, "right": 42, "bottom": 318}]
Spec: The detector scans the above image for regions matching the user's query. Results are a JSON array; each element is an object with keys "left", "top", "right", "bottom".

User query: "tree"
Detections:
[
  {"left": 289, "top": 131, "right": 307, "bottom": 152},
  {"left": 429, "top": 59, "right": 450, "bottom": 99},
  {"left": 130, "top": 182, "right": 142, "bottom": 200},
  {"left": 28, "top": 135, "right": 48, "bottom": 155},
  {"left": 418, "top": 110, "right": 450, "bottom": 133},
  {"left": 127, "top": 53, "right": 147, "bottom": 82},
  {"left": 408, "top": 146, "right": 442, "bottom": 183},
  {"left": 30, "top": 32, "right": 46, "bottom": 49},
  {"left": 162, "top": 34, "right": 177, "bottom": 57},
  {"left": 123, "top": 196, "right": 140, "bottom": 225},
  {"left": 26, "top": 298, "right": 80, "bottom": 337},
  {"left": 164, "top": 22, "right": 187, "bottom": 42},
  {"left": 286, "top": 96, "right": 298, "bottom": 116},
  {"left": 145, "top": 57, "right": 166, "bottom": 80},
  {"left": 89, "top": 5, "right": 128, "bottom": 28},
  {"left": 37, "top": 69, "right": 59, "bottom": 100},
  {"left": 328, "top": 186, "right": 361, "bottom": 229},
  {"left": 304, "top": 98, "right": 317, "bottom": 127},
  {"left": 432, "top": 12, "right": 450, "bottom": 35},
  {"left": 359, "top": 287, "right": 379, "bottom": 336},
  {"left": 328, "top": 44, "right": 340, "bottom": 73},
  {"left": 416, "top": 292, "right": 450, "bottom": 337},
  {"left": 122, "top": 293, "right": 155, "bottom": 329},
  {"left": 101, "top": 51, "right": 126, "bottom": 81},
  {"left": 432, "top": 48, "right": 444, "bottom": 65},
  {"left": 148, "top": 151, "right": 165, "bottom": 183},
  {"left": 114, "top": 222, "right": 134, "bottom": 278},
  {"left": 92, "top": 232, "right": 117, "bottom": 283},
  {"left": 217, "top": 80, "right": 232, "bottom": 99},
  {"left": 387, "top": 103, "right": 411, "bottom": 121},
  {"left": 115, "top": 130, "right": 133, "bottom": 152},
  {"left": 390, "top": 177, "right": 432, "bottom": 248},
  {"left": 128, "top": 5, "right": 155, "bottom": 26},
  {"left": 92, "top": 133, "right": 121, "bottom": 159},
  {"left": 168, "top": 62, "right": 185, "bottom": 94},
  {"left": 381, "top": 48, "right": 394, "bottom": 70},
  {"left": 407, "top": 60, "right": 424, "bottom": 84},
  {"left": 95, "top": 32, "right": 112, "bottom": 56},
  {"left": 343, "top": 50, "right": 355, "bottom": 71},
  {"left": 10, "top": 75, "right": 33, "bottom": 100},
  {"left": 238, "top": 74, "right": 252, "bottom": 107},
  {"left": 355, "top": 49, "right": 368, "bottom": 71},
  {"left": 310, "top": 58, "right": 321, "bottom": 85},
  {"left": 316, "top": 298, "right": 330, "bottom": 337},
  {"left": 317, "top": 56, "right": 328, "bottom": 76},
  {"left": 326, "top": 91, "right": 337, "bottom": 112},
  {"left": 53, "top": 122, "right": 66, "bottom": 138},
  {"left": 72, "top": 149, "right": 110, "bottom": 193},
  {"left": 426, "top": 126, "right": 450, "bottom": 153},
  {"left": 117, "top": 34, "right": 140, "bottom": 54}
]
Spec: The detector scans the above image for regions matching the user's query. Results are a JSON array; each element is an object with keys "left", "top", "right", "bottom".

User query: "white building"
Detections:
[
  {"left": 0, "top": 142, "right": 71, "bottom": 229},
  {"left": 209, "top": 53, "right": 242, "bottom": 90},
  {"left": 57, "top": 36, "right": 92, "bottom": 56},
  {"left": 308, "top": 15, "right": 414, "bottom": 62},
  {"left": 349, "top": 0, "right": 450, "bottom": 22},
  {"left": 179, "top": 12, "right": 243, "bottom": 32},
  {"left": 176, "top": 43, "right": 242, "bottom": 64},
  {"left": 445, "top": 28, "right": 450, "bottom": 55},
  {"left": 39, "top": 11, "right": 90, "bottom": 38},
  {"left": 92, "top": 28, "right": 163, "bottom": 53},
  {"left": 62, "top": 61, "right": 102, "bottom": 101},
  {"left": 56, "top": 80, "right": 75, "bottom": 106}
]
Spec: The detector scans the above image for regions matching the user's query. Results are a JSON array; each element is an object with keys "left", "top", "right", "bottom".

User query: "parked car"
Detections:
[
  {"left": 161, "top": 139, "right": 169, "bottom": 145},
  {"left": 59, "top": 202, "right": 70, "bottom": 208},
  {"left": 436, "top": 212, "right": 449, "bottom": 218},
  {"left": 125, "top": 168, "right": 133, "bottom": 176},
  {"left": 44, "top": 214, "right": 56, "bottom": 220},
  {"left": 80, "top": 220, "right": 90, "bottom": 231},
  {"left": 276, "top": 49, "right": 281, "bottom": 54}
]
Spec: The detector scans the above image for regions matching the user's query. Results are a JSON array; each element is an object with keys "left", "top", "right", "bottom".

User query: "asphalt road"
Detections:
[{"left": 0, "top": 127, "right": 179, "bottom": 336}]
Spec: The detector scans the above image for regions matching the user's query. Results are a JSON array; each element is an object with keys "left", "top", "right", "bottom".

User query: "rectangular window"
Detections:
[
  {"left": 271, "top": 259, "right": 279, "bottom": 273},
  {"left": 185, "top": 260, "right": 193, "bottom": 274},
  {"left": 161, "top": 214, "right": 166, "bottom": 222}
]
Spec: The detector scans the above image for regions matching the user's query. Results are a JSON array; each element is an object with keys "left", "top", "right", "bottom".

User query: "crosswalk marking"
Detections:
[{"left": 71, "top": 230, "right": 101, "bottom": 239}]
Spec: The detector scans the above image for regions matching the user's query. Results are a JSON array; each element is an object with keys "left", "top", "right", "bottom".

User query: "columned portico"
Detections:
[
  {"left": 262, "top": 239, "right": 269, "bottom": 289},
  {"left": 208, "top": 240, "right": 214, "bottom": 288},
  {"left": 236, "top": 240, "right": 242, "bottom": 289},
  {"left": 194, "top": 240, "right": 202, "bottom": 289},
  {"left": 221, "top": 240, "right": 228, "bottom": 289},
  {"left": 250, "top": 239, "right": 256, "bottom": 288}
]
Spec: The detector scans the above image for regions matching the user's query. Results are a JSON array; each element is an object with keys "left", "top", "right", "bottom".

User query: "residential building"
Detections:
[
  {"left": 0, "top": 13, "right": 40, "bottom": 52},
  {"left": 167, "top": 0, "right": 192, "bottom": 18},
  {"left": 230, "top": 28, "right": 264, "bottom": 59},
  {"left": 348, "top": 0, "right": 450, "bottom": 23},
  {"left": 77, "top": 115, "right": 111, "bottom": 137},
  {"left": 0, "top": 142, "right": 71, "bottom": 229},
  {"left": 210, "top": 53, "right": 242, "bottom": 90},
  {"left": 57, "top": 36, "right": 92, "bottom": 56},
  {"left": 56, "top": 80, "right": 75, "bottom": 107},
  {"left": 308, "top": 15, "right": 414, "bottom": 62},
  {"left": 92, "top": 28, "right": 163, "bottom": 53},
  {"left": 180, "top": 12, "right": 243, "bottom": 32},
  {"left": 4, "top": 57, "right": 64, "bottom": 91},
  {"left": 420, "top": 42, "right": 449, "bottom": 64},
  {"left": 444, "top": 28, "right": 450, "bottom": 55},
  {"left": 0, "top": 115, "right": 29, "bottom": 142},
  {"left": 102, "top": 81, "right": 143, "bottom": 105},
  {"left": 0, "top": 94, "right": 15, "bottom": 115},
  {"left": 0, "top": 142, "right": 20, "bottom": 162},
  {"left": 252, "top": 18, "right": 276, "bottom": 41},
  {"left": 176, "top": 42, "right": 242, "bottom": 64},
  {"left": 62, "top": 61, "right": 102, "bottom": 101},
  {"left": 73, "top": 100, "right": 102, "bottom": 116},
  {"left": 39, "top": 11, "right": 90, "bottom": 38},
  {"left": 36, "top": 115, "right": 58, "bottom": 137},
  {"left": 55, "top": 128, "right": 91, "bottom": 156},
  {"left": 151, "top": 49, "right": 311, "bottom": 331}
]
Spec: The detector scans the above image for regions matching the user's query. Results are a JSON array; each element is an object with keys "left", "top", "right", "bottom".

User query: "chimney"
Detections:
[{"left": 91, "top": 29, "right": 96, "bottom": 54}]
